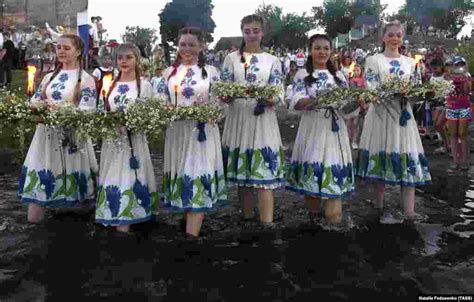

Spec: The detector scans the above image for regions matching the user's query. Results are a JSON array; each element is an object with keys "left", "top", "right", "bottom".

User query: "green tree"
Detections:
[
  {"left": 429, "top": 0, "right": 474, "bottom": 37},
  {"left": 255, "top": 4, "right": 314, "bottom": 49},
  {"left": 121, "top": 26, "right": 158, "bottom": 58},
  {"left": 311, "top": 0, "right": 354, "bottom": 39},
  {"left": 386, "top": 4, "right": 417, "bottom": 34},
  {"left": 159, "top": 0, "right": 216, "bottom": 64}
]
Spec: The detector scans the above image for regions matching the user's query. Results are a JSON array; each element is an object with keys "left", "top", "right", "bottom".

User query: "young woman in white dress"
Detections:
[
  {"left": 94, "top": 43, "right": 157, "bottom": 233},
  {"left": 286, "top": 34, "right": 355, "bottom": 224},
  {"left": 157, "top": 27, "right": 227, "bottom": 238},
  {"left": 220, "top": 15, "right": 285, "bottom": 228},
  {"left": 355, "top": 21, "right": 431, "bottom": 221},
  {"left": 19, "top": 34, "right": 98, "bottom": 223}
]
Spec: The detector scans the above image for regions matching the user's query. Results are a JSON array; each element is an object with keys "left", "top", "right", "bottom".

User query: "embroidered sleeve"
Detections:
[
  {"left": 208, "top": 65, "right": 221, "bottom": 103},
  {"left": 30, "top": 73, "right": 51, "bottom": 104},
  {"left": 78, "top": 74, "right": 97, "bottom": 112},
  {"left": 289, "top": 71, "right": 309, "bottom": 110},
  {"left": 220, "top": 54, "right": 234, "bottom": 82},
  {"left": 269, "top": 56, "right": 284, "bottom": 105},
  {"left": 364, "top": 56, "right": 380, "bottom": 90}
]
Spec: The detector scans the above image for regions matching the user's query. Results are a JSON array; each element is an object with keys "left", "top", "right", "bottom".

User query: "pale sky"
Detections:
[{"left": 87, "top": 0, "right": 418, "bottom": 47}]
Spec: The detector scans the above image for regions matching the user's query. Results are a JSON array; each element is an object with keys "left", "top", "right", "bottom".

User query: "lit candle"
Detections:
[
  {"left": 26, "top": 65, "right": 37, "bottom": 98},
  {"left": 101, "top": 73, "right": 113, "bottom": 111},
  {"left": 244, "top": 63, "right": 248, "bottom": 81},
  {"left": 173, "top": 84, "right": 178, "bottom": 107},
  {"left": 348, "top": 61, "right": 356, "bottom": 80}
]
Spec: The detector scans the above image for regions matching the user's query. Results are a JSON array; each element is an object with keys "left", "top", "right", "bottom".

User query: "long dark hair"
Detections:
[
  {"left": 239, "top": 14, "right": 264, "bottom": 63},
  {"left": 168, "top": 27, "right": 207, "bottom": 81},
  {"left": 41, "top": 34, "right": 84, "bottom": 106},
  {"left": 304, "top": 34, "right": 342, "bottom": 87},
  {"left": 381, "top": 20, "right": 403, "bottom": 53}
]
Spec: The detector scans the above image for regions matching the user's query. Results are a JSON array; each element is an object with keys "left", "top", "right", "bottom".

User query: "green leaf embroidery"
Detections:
[
  {"left": 23, "top": 170, "right": 39, "bottom": 194},
  {"left": 321, "top": 167, "right": 332, "bottom": 189},
  {"left": 96, "top": 187, "right": 106, "bottom": 209},
  {"left": 120, "top": 189, "right": 136, "bottom": 218},
  {"left": 251, "top": 149, "right": 263, "bottom": 175},
  {"left": 65, "top": 175, "right": 77, "bottom": 197},
  {"left": 192, "top": 179, "right": 205, "bottom": 207}
]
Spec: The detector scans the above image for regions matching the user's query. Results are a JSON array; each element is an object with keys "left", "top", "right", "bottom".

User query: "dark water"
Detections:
[{"left": 0, "top": 110, "right": 473, "bottom": 301}]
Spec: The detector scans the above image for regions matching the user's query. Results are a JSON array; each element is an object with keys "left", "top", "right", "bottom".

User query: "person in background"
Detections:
[
  {"left": 429, "top": 58, "right": 450, "bottom": 155},
  {"left": 445, "top": 56, "right": 472, "bottom": 172},
  {"left": 0, "top": 32, "right": 15, "bottom": 88},
  {"left": 41, "top": 40, "right": 57, "bottom": 74}
]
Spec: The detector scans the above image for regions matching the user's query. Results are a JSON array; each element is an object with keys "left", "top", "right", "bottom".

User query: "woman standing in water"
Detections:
[{"left": 220, "top": 15, "right": 285, "bottom": 228}]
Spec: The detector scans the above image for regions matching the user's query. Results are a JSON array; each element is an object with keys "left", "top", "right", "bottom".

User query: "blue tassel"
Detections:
[
  {"left": 197, "top": 122, "right": 206, "bottom": 142},
  {"left": 68, "top": 144, "right": 77, "bottom": 154},
  {"left": 399, "top": 108, "right": 411, "bottom": 126},
  {"left": 254, "top": 102, "right": 266, "bottom": 116},
  {"left": 129, "top": 155, "right": 140, "bottom": 170},
  {"left": 331, "top": 117, "right": 339, "bottom": 132}
]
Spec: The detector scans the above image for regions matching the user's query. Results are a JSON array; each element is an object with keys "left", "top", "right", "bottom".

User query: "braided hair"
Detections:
[
  {"left": 168, "top": 27, "right": 207, "bottom": 81},
  {"left": 304, "top": 34, "right": 343, "bottom": 87},
  {"left": 41, "top": 34, "right": 84, "bottom": 106},
  {"left": 239, "top": 14, "right": 264, "bottom": 63},
  {"left": 106, "top": 43, "right": 142, "bottom": 111}
]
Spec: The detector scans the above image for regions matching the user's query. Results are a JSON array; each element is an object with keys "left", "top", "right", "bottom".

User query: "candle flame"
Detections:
[
  {"left": 101, "top": 73, "right": 114, "bottom": 97},
  {"left": 348, "top": 61, "right": 356, "bottom": 78},
  {"left": 173, "top": 84, "right": 179, "bottom": 93},
  {"left": 27, "top": 65, "right": 36, "bottom": 95},
  {"left": 414, "top": 55, "right": 423, "bottom": 65}
]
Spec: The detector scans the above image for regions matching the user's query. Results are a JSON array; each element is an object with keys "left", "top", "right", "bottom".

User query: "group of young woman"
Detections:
[{"left": 17, "top": 16, "right": 432, "bottom": 238}]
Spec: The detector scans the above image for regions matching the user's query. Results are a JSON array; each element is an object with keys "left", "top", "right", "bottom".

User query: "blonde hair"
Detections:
[
  {"left": 105, "top": 43, "right": 142, "bottom": 111},
  {"left": 41, "top": 34, "right": 84, "bottom": 106}
]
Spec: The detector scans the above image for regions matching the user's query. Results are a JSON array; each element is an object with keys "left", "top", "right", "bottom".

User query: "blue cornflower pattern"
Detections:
[
  {"left": 52, "top": 91, "right": 62, "bottom": 101},
  {"left": 72, "top": 172, "right": 88, "bottom": 199},
  {"left": 269, "top": 68, "right": 283, "bottom": 85},
  {"left": 182, "top": 87, "right": 195, "bottom": 99},
  {"left": 105, "top": 185, "right": 122, "bottom": 217},
  {"left": 59, "top": 73, "right": 69, "bottom": 82},
  {"left": 245, "top": 149, "right": 254, "bottom": 173},
  {"left": 181, "top": 175, "right": 193, "bottom": 207},
  {"left": 261, "top": 147, "right": 279, "bottom": 174},
  {"left": 246, "top": 73, "right": 257, "bottom": 82},
  {"left": 391, "top": 153, "right": 402, "bottom": 179},
  {"left": 118, "top": 84, "right": 130, "bottom": 95},
  {"left": 220, "top": 67, "right": 234, "bottom": 81},
  {"left": 365, "top": 69, "right": 379, "bottom": 83},
  {"left": 185, "top": 68, "right": 195, "bottom": 78},
  {"left": 200, "top": 174, "right": 213, "bottom": 198},
  {"left": 389, "top": 60, "right": 405, "bottom": 77},
  {"left": 80, "top": 87, "right": 96, "bottom": 103},
  {"left": 38, "top": 169, "right": 56, "bottom": 200},
  {"left": 133, "top": 180, "right": 151, "bottom": 212},
  {"left": 312, "top": 162, "right": 324, "bottom": 180},
  {"left": 407, "top": 156, "right": 418, "bottom": 176},
  {"left": 18, "top": 166, "right": 28, "bottom": 195}
]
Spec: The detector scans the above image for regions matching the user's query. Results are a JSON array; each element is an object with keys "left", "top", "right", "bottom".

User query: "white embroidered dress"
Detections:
[
  {"left": 355, "top": 54, "right": 431, "bottom": 186},
  {"left": 156, "top": 64, "right": 227, "bottom": 212},
  {"left": 95, "top": 80, "right": 158, "bottom": 226},
  {"left": 220, "top": 51, "right": 285, "bottom": 189},
  {"left": 286, "top": 69, "right": 355, "bottom": 198},
  {"left": 19, "top": 69, "right": 98, "bottom": 208}
]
